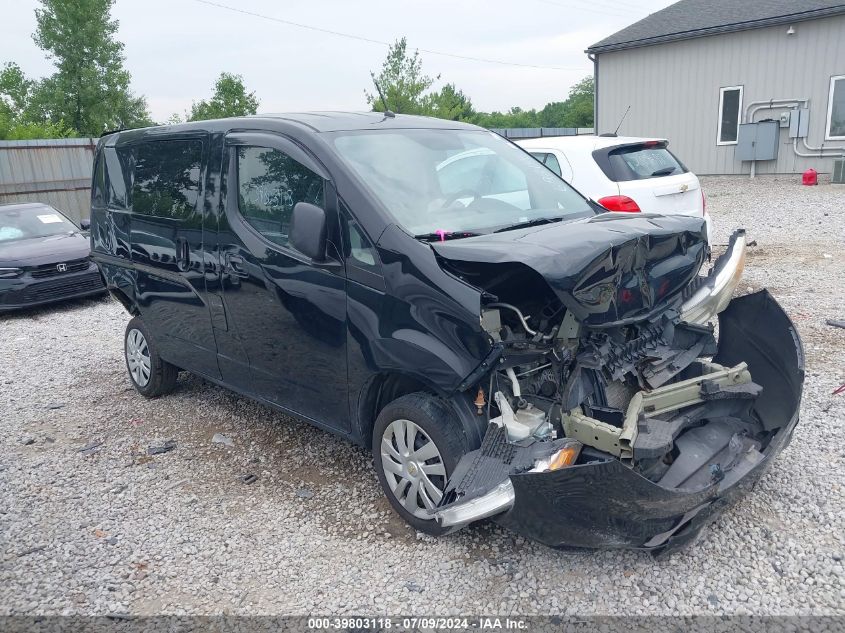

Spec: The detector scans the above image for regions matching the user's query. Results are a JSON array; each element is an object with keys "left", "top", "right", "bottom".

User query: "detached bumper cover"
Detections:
[{"left": 443, "top": 290, "right": 804, "bottom": 554}]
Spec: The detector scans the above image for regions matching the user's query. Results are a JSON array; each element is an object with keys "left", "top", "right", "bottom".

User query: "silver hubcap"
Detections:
[
  {"left": 126, "top": 328, "right": 151, "bottom": 387},
  {"left": 380, "top": 419, "right": 447, "bottom": 519}
]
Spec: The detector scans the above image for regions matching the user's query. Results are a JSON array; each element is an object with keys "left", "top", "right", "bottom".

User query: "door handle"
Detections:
[
  {"left": 176, "top": 237, "right": 190, "bottom": 272},
  {"left": 225, "top": 253, "right": 249, "bottom": 278}
]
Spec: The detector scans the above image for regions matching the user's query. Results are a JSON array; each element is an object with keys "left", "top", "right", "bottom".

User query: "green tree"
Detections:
[
  {"left": 425, "top": 83, "right": 475, "bottom": 121},
  {"left": 188, "top": 72, "right": 259, "bottom": 121},
  {"left": 0, "top": 62, "right": 72, "bottom": 139},
  {"left": 32, "top": 0, "right": 151, "bottom": 135},
  {"left": 539, "top": 76, "right": 594, "bottom": 127},
  {"left": 0, "top": 63, "right": 34, "bottom": 119},
  {"left": 470, "top": 107, "right": 540, "bottom": 129},
  {"left": 366, "top": 37, "right": 436, "bottom": 114}
]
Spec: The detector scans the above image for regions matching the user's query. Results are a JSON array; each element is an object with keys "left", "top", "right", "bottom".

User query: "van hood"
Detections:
[{"left": 432, "top": 213, "right": 708, "bottom": 326}]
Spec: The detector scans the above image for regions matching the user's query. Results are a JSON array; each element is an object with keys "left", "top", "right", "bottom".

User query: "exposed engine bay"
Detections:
[{"left": 430, "top": 229, "right": 804, "bottom": 553}]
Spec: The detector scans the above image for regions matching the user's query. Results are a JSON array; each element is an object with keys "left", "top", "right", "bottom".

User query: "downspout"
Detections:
[{"left": 588, "top": 53, "right": 598, "bottom": 133}]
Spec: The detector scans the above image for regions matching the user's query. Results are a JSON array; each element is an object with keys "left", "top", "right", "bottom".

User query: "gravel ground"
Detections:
[{"left": 1, "top": 175, "right": 843, "bottom": 617}]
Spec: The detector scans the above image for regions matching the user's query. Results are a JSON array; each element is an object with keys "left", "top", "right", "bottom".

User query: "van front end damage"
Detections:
[{"left": 434, "top": 230, "right": 804, "bottom": 554}]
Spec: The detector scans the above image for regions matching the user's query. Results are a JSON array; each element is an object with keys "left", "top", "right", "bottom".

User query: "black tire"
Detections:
[
  {"left": 372, "top": 392, "right": 467, "bottom": 535},
  {"left": 124, "top": 316, "right": 178, "bottom": 398}
]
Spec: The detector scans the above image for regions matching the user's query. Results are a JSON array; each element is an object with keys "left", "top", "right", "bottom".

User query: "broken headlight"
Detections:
[{"left": 680, "top": 230, "right": 746, "bottom": 325}]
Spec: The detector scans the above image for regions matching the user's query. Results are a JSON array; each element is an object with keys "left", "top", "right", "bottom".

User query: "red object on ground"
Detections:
[{"left": 802, "top": 169, "right": 818, "bottom": 186}]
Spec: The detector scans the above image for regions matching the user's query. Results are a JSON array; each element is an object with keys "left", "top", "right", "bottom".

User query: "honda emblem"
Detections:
[{"left": 56, "top": 263, "right": 67, "bottom": 272}]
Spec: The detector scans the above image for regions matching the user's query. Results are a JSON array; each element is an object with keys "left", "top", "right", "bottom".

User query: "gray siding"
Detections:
[
  {"left": 595, "top": 14, "right": 845, "bottom": 175},
  {"left": 0, "top": 138, "right": 96, "bottom": 224}
]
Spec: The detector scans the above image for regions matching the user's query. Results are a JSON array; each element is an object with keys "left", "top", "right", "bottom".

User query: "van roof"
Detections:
[
  {"left": 108, "top": 112, "right": 481, "bottom": 138},
  {"left": 255, "top": 111, "right": 479, "bottom": 132}
]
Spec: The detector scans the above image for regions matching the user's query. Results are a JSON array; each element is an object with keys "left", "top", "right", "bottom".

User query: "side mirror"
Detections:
[
  {"left": 80, "top": 218, "right": 91, "bottom": 230},
  {"left": 290, "top": 202, "right": 327, "bottom": 261}
]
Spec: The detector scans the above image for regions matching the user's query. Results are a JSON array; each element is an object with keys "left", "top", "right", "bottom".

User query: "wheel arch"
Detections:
[
  {"left": 355, "top": 371, "right": 487, "bottom": 453},
  {"left": 109, "top": 286, "right": 139, "bottom": 316}
]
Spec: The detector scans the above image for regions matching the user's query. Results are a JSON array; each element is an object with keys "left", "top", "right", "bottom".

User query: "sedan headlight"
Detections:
[
  {"left": 0, "top": 267, "right": 23, "bottom": 279},
  {"left": 680, "top": 230, "right": 746, "bottom": 325}
]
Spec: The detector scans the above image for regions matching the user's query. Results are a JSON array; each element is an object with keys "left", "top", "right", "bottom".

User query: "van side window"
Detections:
[
  {"left": 92, "top": 153, "right": 106, "bottom": 207},
  {"left": 347, "top": 218, "right": 377, "bottom": 268},
  {"left": 106, "top": 147, "right": 132, "bottom": 209},
  {"left": 236, "top": 146, "right": 325, "bottom": 248},
  {"left": 132, "top": 140, "right": 202, "bottom": 219}
]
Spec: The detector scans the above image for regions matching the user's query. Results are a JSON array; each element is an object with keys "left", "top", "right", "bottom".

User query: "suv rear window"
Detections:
[{"left": 592, "top": 142, "right": 688, "bottom": 182}]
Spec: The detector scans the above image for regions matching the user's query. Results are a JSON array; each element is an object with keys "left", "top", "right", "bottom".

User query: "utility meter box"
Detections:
[
  {"left": 736, "top": 121, "right": 779, "bottom": 161},
  {"left": 789, "top": 108, "right": 810, "bottom": 138}
]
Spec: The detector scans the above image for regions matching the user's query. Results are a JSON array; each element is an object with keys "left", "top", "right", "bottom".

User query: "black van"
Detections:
[{"left": 91, "top": 113, "right": 803, "bottom": 553}]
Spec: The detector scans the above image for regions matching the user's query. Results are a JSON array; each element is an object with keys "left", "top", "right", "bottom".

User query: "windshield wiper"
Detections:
[
  {"left": 493, "top": 216, "right": 565, "bottom": 233},
  {"left": 415, "top": 231, "right": 481, "bottom": 242},
  {"left": 651, "top": 167, "right": 677, "bottom": 177}
]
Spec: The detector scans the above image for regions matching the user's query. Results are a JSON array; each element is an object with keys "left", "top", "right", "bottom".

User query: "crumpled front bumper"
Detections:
[{"left": 445, "top": 290, "right": 804, "bottom": 555}]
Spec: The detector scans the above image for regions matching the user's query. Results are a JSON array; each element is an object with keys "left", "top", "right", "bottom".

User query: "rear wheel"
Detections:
[
  {"left": 372, "top": 392, "right": 467, "bottom": 535},
  {"left": 124, "top": 316, "right": 178, "bottom": 398}
]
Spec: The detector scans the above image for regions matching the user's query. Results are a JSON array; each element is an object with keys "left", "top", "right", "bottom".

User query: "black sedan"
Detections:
[{"left": 0, "top": 202, "right": 105, "bottom": 312}]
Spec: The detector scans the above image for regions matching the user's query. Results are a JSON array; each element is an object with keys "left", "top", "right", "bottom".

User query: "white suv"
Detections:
[{"left": 516, "top": 135, "right": 712, "bottom": 244}]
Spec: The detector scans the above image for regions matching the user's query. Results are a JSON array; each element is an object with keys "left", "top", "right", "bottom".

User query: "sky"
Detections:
[{"left": 2, "top": 0, "right": 676, "bottom": 123}]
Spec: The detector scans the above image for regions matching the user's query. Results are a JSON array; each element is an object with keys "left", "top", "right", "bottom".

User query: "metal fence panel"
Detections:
[
  {"left": 0, "top": 138, "right": 96, "bottom": 224},
  {"left": 491, "top": 127, "right": 594, "bottom": 139}
]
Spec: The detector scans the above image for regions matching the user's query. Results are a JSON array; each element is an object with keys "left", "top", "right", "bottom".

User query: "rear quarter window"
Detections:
[
  {"left": 131, "top": 140, "right": 203, "bottom": 219},
  {"left": 593, "top": 143, "right": 688, "bottom": 182}
]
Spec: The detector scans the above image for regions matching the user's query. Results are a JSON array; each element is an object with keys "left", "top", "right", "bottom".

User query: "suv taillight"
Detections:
[
  {"left": 702, "top": 189, "right": 707, "bottom": 215},
  {"left": 597, "top": 195, "right": 641, "bottom": 212}
]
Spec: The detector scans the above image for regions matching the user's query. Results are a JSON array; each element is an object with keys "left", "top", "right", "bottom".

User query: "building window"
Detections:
[
  {"left": 826, "top": 75, "right": 845, "bottom": 140},
  {"left": 717, "top": 86, "right": 743, "bottom": 145}
]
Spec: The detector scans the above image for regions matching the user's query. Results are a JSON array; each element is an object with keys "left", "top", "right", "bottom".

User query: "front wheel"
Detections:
[
  {"left": 124, "top": 316, "right": 178, "bottom": 398},
  {"left": 372, "top": 392, "right": 467, "bottom": 535}
]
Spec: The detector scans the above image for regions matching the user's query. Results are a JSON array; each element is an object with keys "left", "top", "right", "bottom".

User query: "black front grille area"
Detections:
[
  {"left": 30, "top": 258, "right": 91, "bottom": 278},
  {"left": 19, "top": 272, "right": 104, "bottom": 304}
]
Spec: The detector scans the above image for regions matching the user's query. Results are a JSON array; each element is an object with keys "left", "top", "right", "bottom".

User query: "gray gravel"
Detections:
[{"left": 1, "top": 175, "right": 843, "bottom": 616}]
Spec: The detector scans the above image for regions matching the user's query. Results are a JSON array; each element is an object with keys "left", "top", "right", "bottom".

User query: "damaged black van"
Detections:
[{"left": 91, "top": 113, "right": 803, "bottom": 554}]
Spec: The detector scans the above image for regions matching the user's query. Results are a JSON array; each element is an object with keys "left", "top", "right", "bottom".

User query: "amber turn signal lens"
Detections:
[{"left": 548, "top": 444, "right": 581, "bottom": 471}]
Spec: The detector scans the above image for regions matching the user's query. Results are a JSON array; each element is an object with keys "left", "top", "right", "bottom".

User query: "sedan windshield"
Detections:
[
  {"left": 331, "top": 128, "right": 594, "bottom": 237},
  {"left": 0, "top": 206, "right": 78, "bottom": 242}
]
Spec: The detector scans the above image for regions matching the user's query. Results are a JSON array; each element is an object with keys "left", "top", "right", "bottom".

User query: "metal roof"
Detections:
[{"left": 587, "top": 0, "right": 845, "bottom": 53}]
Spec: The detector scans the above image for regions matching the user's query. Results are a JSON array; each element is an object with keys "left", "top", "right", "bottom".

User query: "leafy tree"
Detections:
[
  {"left": 470, "top": 107, "right": 539, "bottom": 129},
  {"left": 425, "top": 83, "right": 475, "bottom": 121},
  {"left": 364, "top": 40, "right": 593, "bottom": 129},
  {"left": 32, "top": 0, "right": 151, "bottom": 135},
  {"left": 188, "top": 72, "right": 259, "bottom": 121},
  {"left": 366, "top": 38, "right": 436, "bottom": 114},
  {"left": 0, "top": 62, "right": 71, "bottom": 139},
  {"left": 538, "top": 76, "right": 594, "bottom": 127},
  {"left": 0, "top": 63, "right": 34, "bottom": 119}
]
